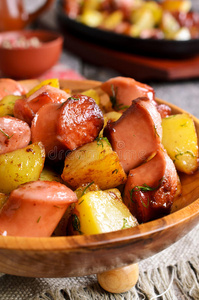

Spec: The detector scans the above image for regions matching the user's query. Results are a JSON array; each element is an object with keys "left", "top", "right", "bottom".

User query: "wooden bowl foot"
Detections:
[{"left": 97, "top": 263, "right": 139, "bottom": 294}]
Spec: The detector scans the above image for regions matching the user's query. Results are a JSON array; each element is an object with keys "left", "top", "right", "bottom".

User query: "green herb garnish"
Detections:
[
  {"left": 174, "top": 149, "right": 196, "bottom": 160},
  {"left": 81, "top": 181, "right": 94, "bottom": 197},
  {"left": 37, "top": 216, "right": 41, "bottom": 223},
  {"left": 68, "top": 96, "right": 80, "bottom": 101},
  {"left": 129, "top": 178, "right": 164, "bottom": 204},
  {"left": 96, "top": 136, "right": 111, "bottom": 147},
  {"left": 154, "top": 125, "right": 160, "bottom": 138},
  {"left": 121, "top": 218, "right": 133, "bottom": 229},
  {"left": 109, "top": 84, "right": 129, "bottom": 110},
  {"left": 0, "top": 128, "right": 13, "bottom": 139},
  {"left": 141, "top": 197, "right": 150, "bottom": 208},
  {"left": 72, "top": 214, "right": 82, "bottom": 234}
]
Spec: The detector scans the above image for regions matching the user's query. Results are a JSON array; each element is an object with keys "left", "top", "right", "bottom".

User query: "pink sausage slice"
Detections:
[
  {"left": 31, "top": 102, "right": 64, "bottom": 160},
  {"left": 0, "top": 78, "right": 26, "bottom": 100},
  {"left": 0, "top": 116, "right": 31, "bottom": 154},
  {"left": 101, "top": 76, "right": 155, "bottom": 110},
  {"left": 14, "top": 85, "right": 70, "bottom": 125},
  {"left": 14, "top": 98, "right": 35, "bottom": 125},
  {"left": 31, "top": 95, "right": 104, "bottom": 159},
  {"left": 123, "top": 148, "right": 178, "bottom": 223},
  {"left": 0, "top": 181, "right": 77, "bottom": 237},
  {"left": 27, "top": 85, "right": 71, "bottom": 114},
  {"left": 104, "top": 97, "right": 162, "bottom": 173}
]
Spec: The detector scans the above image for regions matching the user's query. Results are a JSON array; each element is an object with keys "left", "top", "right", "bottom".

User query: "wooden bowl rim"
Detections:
[{"left": 0, "top": 79, "right": 198, "bottom": 252}]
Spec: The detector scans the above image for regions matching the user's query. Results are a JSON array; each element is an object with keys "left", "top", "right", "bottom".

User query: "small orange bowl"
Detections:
[{"left": 0, "top": 30, "right": 63, "bottom": 79}]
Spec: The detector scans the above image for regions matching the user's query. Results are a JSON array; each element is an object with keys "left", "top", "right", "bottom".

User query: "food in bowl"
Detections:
[
  {"left": 1, "top": 36, "right": 42, "bottom": 49},
  {"left": 0, "top": 30, "right": 63, "bottom": 79},
  {"left": 0, "top": 76, "right": 198, "bottom": 237},
  {"left": 63, "top": 0, "right": 199, "bottom": 40}
]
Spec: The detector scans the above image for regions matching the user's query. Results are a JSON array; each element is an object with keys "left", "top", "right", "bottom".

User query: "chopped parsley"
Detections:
[
  {"left": 174, "top": 149, "right": 196, "bottom": 160},
  {"left": 141, "top": 197, "right": 150, "bottom": 208},
  {"left": 72, "top": 214, "right": 82, "bottom": 234},
  {"left": 109, "top": 85, "right": 129, "bottom": 111},
  {"left": 129, "top": 178, "right": 164, "bottom": 206},
  {"left": 0, "top": 128, "right": 13, "bottom": 139},
  {"left": 81, "top": 181, "right": 94, "bottom": 197},
  {"left": 37, "top": 216, "right": 41, "bottom": 223},
  {"left": 68, "top": 96, "right": 80, "bottom": 101},
  {"left": 96, "top": 136, "right": 111, "bottom": 147},
  {"left": 121, "top": 218, "right": 133, "bottom": 229}
]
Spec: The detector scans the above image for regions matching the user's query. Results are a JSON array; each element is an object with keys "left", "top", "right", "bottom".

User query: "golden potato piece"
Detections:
[
  {"left": 0, "top": 142, "right": 45, "bottom": 194},
  {"left": 162, "top": 114, "right": 198, "bottom": 174},
  {"left": 71, "top": 190, "right": 138, "bottom": 235},
  {"left": 79, "top": 9, "right": 103, "bottom": 27},
  {"left": 0, "top": 94, "right": 22, "bottom": 117},
  {"left": 161, "top": 0, "right": 191, "bottom": 13},
  {"left": 61, "top": 137, "right": 127, "bottom": 189},
  {"left": 39, "top": 166, "right": 63, "bottom": 183},
  {"left": 104, "top": 111, "right": 122, "bottom": 123},
  {"left": 103, "top": 11, "right": 123, "bottom": 30},
  {"left": 26, "top": 78, "right": 59, "bottom": 98},
  {"left": 81, "top": 88, "right": 100, "bottom": 105}
]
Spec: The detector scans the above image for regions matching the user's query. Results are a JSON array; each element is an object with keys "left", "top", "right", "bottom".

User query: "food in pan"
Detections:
[
  {"left": 0, "top": 76, "right": 198, "bottom": 237},
  {"left": 63, "top": 0, "right": 199, "bottom": 40}
]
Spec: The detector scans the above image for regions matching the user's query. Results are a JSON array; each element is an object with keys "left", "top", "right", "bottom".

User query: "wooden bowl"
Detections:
[
  {"left": 0, "top": 30, "right": 63, "bottom": 79},
  {"left": 0, "top": 79, "right": 198, "bottom": 278}
]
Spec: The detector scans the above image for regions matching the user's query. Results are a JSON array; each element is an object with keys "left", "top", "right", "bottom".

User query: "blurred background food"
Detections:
[{"left": 63, "top": 0, "right": 199, "bottom": 41}]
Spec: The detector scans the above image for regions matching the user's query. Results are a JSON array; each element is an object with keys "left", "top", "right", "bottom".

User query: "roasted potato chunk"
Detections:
[
  {"left": 162, "top": 114, "right": 198, "bottom": 174},
  {"left": 26, "top": 78, "right": 59, "bottom": 98},
  {"left": 0, "top": 142, "right": 45, "bottom": 194},
  {"left": 70, "top": 189, "right": 138, "bottom": 235},
  {"left": 81, "top": 88, "right": 100, "bottom": 105},
  {"left": 0, "top": 95, "right": 22, "bottom": 117},
  {"left": 39, "top": 166, "right": 63, "bottom": 183},
  {"left": 61, "top": 137, "right": 127, "bottom": 189}
]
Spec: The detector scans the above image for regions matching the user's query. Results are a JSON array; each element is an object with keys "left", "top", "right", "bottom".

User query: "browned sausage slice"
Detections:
[
  {"left": 0, "top": 181, "right": 78, "bottom": 237},
  {"left": 0, "top": 116, "right": 31, "bottom": 154},
  {"left": 101, "top": 76, "right": 155, "bottom": 110},
  {"left": 0, "top": 78, "right": 26, "bottom": 100},
  {"left": 123, "top": 148, "right": 178, "bottom": 223},
  {"left": 104, "top": 97, "right": 162, "bottom": 173},
  {"left": 57, "top": 95, "right": 104, "bottom": 150},
  {"left": 31, "top": 95, "right": 104, "bottom": 160}
]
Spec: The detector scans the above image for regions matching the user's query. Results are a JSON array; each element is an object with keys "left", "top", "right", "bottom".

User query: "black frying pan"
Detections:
[{"left": 56, "top": 0, "right": 199, "bottom": 59}]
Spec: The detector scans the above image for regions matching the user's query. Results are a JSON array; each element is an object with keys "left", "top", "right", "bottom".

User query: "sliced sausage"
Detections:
[
  {"left": 104, "top": 97, "right": 162, "bottom": 173},
  {"left": 156, "top": 103, "right": 171, "bottom": 118},
  {"left": 0, "top": 78, "right": 26, "bottom": 100},
  {"left": 0, "top": 116, "right": 31, "bottom": 154},
  {"left": 14, "top": 98, "right": 35, "bottom": 125},
  {"left": 57, "top": 95, "right": 104, "bottom": 150},
  {"left": 0, "top": 181, "right": 78, "bottom": 237},
  {"left": 31, "top": 102, "right": 64, "bottom": 160},
  {"left": 31, "top": 95, "right": 104, "bottom": 160},
  {"left": 101, "top": 76, "right": 155, "bottom": 110},
  {"left": 14, "top": 85, "right": 70, "bottom": 125},
  {"left": 27, "top": 85, "right": 71, "bottom": 114},
  {"left": 123, "top": 148, "right": 178, "bottom": 223}
]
